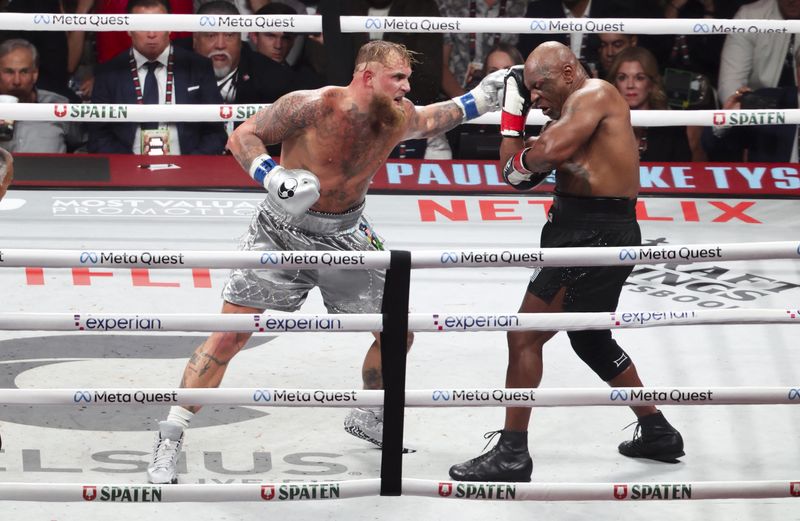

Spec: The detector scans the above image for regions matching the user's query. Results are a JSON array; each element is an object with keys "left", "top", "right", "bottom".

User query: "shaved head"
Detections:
[{"left": 526, "top": 41, "right": 580, "bottom": 79}]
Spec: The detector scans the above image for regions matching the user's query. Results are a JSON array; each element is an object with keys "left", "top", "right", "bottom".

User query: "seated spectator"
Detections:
[
  {"left": 88, "top": 0, "right": 226, "bottom": 156},
  {"left": 1, "top": 0, "right": 94, "bottom": 102},
  {"left": 607, "top": 47, "right": 691, "bottom": 162},
  {"left": 193, "top": 1, "right": 296, "bottom": 106},
  {"left": 598, "top": 32, "right": 637, "bottom": 79},
  {"left": 0, "top": 39, "right": 85, "bottom": 153},
  {"left": 453, "top": 43, "right": 524, "bottom": 160},
  {"left": 94, "top": 0, "right": 193, "bottom": 64},
  {"left": 251, "top": 2, "right": 324, "bottom": 89}
]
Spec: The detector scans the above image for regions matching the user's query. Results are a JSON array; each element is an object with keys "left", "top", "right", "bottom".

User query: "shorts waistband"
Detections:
[
  {"left": 550, "top": 193, "right": 637, "bottom": 224},
  {"left": 261, "top": 197, "right": 365, "bottom": 234}
]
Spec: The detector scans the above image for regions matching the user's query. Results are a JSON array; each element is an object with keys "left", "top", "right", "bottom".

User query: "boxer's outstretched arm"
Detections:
[{"left": 228, "top": 90, "right": 319, "bottom": 172}]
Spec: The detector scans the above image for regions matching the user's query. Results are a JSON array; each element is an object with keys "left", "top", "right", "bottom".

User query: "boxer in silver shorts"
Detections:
[{"left": 223, "top": 199, "right": 385, "bottom": 314}]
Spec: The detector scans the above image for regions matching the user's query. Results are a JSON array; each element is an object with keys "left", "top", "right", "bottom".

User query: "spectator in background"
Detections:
[
  {"left": 88, "top": 0, "right": 226, "bottom": 155},
  {"left": 607, "top": 47, "right": 691, "bottom": 162},
  {"left": 598, "top": 32, "right": 637, "bottom": 78},
  {"left": 251, "top": 2, "right": 324, "bottom": 90},
  {"left": 0, "top": 0, "right": 95, "bottom": 102},
  {"left": 342, "top": 0, "right": 442, "bottom": 159},
  {"left": 438, "top": 0, "right": 527, "bottom": 158},
  {"left": 712, "top": 0, "right": 800, "bottom": 162},
  {"left": 703, "top": 86, "right": 799, "bottom": 162},
  {"left": 194, "top": 1, "right": 295, "bottom": 106},
  {"left": 517, "top": 0, "right": 654, "bottom": 78},
  {"left": 94, "top": 0, "right": 193, "bottom": 64},
  {"left": 0, "top": 39, "right": 85, "bottom": 153},
  {"left": 455, "top": 42, "right": 524, "bottom": 159}
]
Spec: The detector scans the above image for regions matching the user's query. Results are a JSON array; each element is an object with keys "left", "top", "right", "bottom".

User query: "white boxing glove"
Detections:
[
  {"left": 249, "top": 153, "right": 320, "bottom": 216},
  {"left": 452, "top": 68, "right": 508, "bottom": 121}
]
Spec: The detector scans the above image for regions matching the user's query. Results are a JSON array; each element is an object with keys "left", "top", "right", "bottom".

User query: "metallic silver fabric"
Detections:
[{"left": 222, "top": 199, "right": 385, "bottom": 313}]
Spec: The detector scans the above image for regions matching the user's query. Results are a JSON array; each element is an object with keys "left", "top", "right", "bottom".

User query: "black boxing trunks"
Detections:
[{"left": 527, "top": 192, "right": 640, "bottom": 312}]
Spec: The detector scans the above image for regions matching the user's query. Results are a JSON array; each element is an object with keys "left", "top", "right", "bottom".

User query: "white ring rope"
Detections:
[
  {"left": 0, "top": 241, "right": 796, "bottom": 269},
  {"left": 0, "top": 478, "right": 797, "bottom": 502},
  {"left": 0, "top": 309, "right": 796, "bottom": 333},
  {"left": 0, "top": 386, "right": 798, "bottom": 407},
  {"left": 1, "top": 13, "right": 800, "bottom": 36},
  {"left": 0, "top": 102, "right": 797, "bottom": 127}
]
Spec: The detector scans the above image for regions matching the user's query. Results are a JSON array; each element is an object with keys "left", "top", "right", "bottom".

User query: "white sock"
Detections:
[{"left": 166, "top": 406, "right": 194, "bottom": 430}]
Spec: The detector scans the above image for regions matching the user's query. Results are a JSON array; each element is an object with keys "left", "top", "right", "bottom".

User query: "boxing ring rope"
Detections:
[
  {"left": 0, "top": 478, "right": 797, "bottom": 502},
  {"left": 1, "top": 12, "right": 800, "bottom": 35},
  {"left": 0, "top": 309, "right": 797, "bottom": 332},
  {"left": 1, "top": 11, "right": 799, "bottom": 507},
  {"left": 0, "top": 240, "right": 797, "bottom": 269},
  {"left": 1, "top": 99, "right": 798, "bottom": 127},
  {"left": 0, "top": 386, "right": 798, "bottom": 407}
]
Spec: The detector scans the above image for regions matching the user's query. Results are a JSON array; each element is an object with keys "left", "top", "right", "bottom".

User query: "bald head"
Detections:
[{"left": 527, "top": 41, "right": 580, "bottom": 78}]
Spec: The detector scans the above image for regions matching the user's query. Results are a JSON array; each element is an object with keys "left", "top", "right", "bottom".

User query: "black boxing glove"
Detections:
[{"left": 502, "top": 147, "right": 551, "bottom": 191}]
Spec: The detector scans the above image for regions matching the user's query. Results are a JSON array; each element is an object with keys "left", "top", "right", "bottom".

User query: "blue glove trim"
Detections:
[
  {"left": 251, "top": 156, "right": 278, "bottom": 184},
  {"left": 458, "top": 92, "right": 480, "bottom": 120}
]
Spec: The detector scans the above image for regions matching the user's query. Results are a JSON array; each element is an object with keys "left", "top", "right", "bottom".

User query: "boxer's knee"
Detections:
[{"left": 568, "top": 329, "right": 631, "bottom": 381}]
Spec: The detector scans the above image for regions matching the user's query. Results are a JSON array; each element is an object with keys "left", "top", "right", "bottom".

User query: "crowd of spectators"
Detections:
[{"left": 0, "top": 0, "right": 797, "bottom": 163}]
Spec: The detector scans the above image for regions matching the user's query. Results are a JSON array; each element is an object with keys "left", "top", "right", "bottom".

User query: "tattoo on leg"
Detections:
[
  {"left": 196, "top": 351, "right": 229, "bottom": 378},
  {"left": 363, "top": 367, "right": 383, "bottom": 390}
]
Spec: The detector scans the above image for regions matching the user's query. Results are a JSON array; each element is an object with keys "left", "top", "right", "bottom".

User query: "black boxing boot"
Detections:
[
  {"left": 618, "top": 411, "right": 685, "bottom": 463},
  {"left": 449, "top": 430, "right": 533, "bottom": 482}
]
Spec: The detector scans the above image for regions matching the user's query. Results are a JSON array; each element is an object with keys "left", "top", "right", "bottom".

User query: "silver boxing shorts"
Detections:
[{"left": 222, "top": 196, "right": 385, "bottom": 313}]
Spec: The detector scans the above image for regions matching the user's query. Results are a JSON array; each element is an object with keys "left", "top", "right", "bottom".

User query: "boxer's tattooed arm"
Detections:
[
  {"left": 230, "top": 91, "right": 325, "bottom": 171},
  {"left": 406, "top": 100, "right": 465, "bottom": 139}
]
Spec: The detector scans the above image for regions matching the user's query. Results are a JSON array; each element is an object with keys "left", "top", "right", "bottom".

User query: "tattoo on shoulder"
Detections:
[{"left": 253, "top": 91, "right": 329, "bottom": 144}]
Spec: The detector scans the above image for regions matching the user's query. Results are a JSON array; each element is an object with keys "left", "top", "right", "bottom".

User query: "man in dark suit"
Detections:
[
  {"left": 88, "top": 0, "right": 226, "bottom": 155},
  {"left": 192, "top": 1, "right": 297, "bottom": 107}
]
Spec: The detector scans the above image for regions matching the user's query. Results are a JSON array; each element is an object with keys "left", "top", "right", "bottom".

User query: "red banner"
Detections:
[{"left": 12, "top": 154, "right": 800, "bottom": 196}]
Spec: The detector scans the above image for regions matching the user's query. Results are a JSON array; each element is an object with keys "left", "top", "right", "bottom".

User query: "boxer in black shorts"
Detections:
[{"left": 449, "top": 42, "right": 684, "bottom": 483}]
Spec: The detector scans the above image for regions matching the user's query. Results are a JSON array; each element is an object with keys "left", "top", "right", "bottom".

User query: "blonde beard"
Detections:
[{"left": 368, "top": 93, "right": 407, "bottom": 133}]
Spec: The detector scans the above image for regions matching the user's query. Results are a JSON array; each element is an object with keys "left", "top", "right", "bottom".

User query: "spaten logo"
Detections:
[
  {"left": 438, "top": 482, "right": 453, "bottom": 497},
  {"left": 219, "top": 106, "right": 233, "bottom": 119},
  {"left": 54, "top": 104, "right": 68, "bottom": 118}
]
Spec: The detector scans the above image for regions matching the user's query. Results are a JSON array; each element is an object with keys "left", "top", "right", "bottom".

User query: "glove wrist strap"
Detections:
[{"left": 249, "top": 153, "right": 278, "bottom": 185}]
